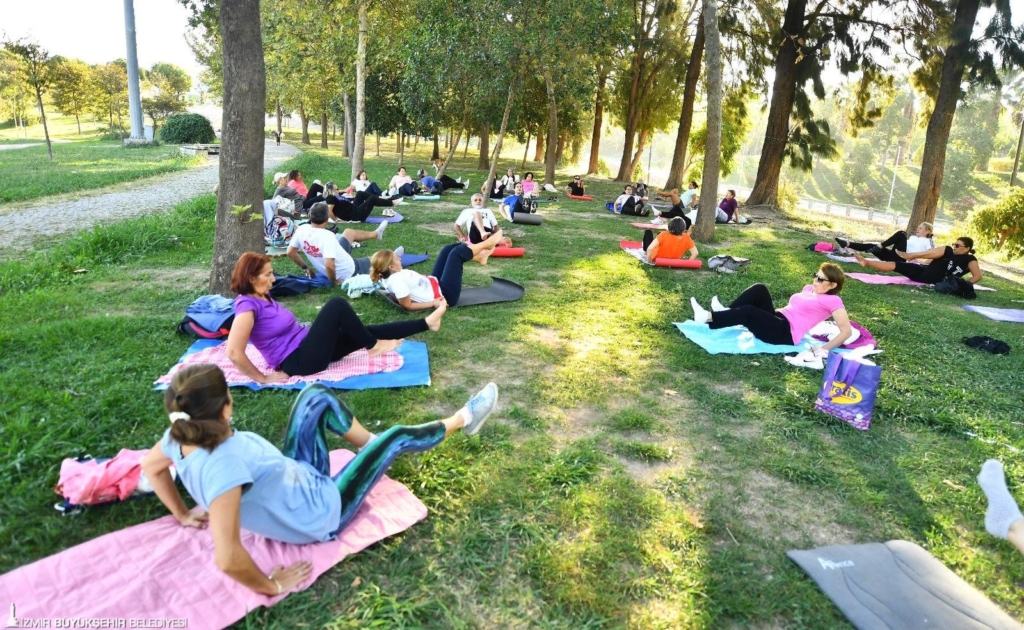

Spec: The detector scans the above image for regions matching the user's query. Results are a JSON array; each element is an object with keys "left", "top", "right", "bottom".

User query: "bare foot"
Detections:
[
  {"left": 477, "top": 248, "right": 493, "bottom": 266},
  {"left": 426, "top": 299, "right": 448, "bottom": 331},
  {"left": 853, "top": 252, "right": 867, "bottom": 267},
  {"left": 896, "top": 250, "right": 911, "bottom": 260},
  {"left": 368, "top": 338, "right": 403, "bottom": 357}
]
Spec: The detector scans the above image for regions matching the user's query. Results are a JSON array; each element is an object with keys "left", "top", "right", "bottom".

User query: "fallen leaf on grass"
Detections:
[
  {"left": 351, "top": 576, "right": 362, "bottom": 588},
  {"left": 73, "top": 269, "right": 88, "bottom": 274},
  {"left": 942, "top": 479, "right": 965, "bottom": 491},
  {"left": 663, "top": 389, "right": 678, "bottom": 396}
]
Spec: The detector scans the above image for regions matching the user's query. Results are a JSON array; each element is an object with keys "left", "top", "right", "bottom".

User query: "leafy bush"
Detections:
[
  {"left": 159, "top": 113, "right": 215, "bottom": 144},
  {"left": 947, "top": 194, "right": 978, "bottom": 222},
  {"left": 967, "top": 188, "right": 1024, "bottom": 258},
  {"left": 852, "top": 185, "right": 885, "bottom": 208},
  {"left": 988, "top": 157, "right": 1016, "bottom": 173}
]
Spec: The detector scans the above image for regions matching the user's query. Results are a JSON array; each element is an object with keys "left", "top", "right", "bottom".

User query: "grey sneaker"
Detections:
[{"left": 461, "top": 383, "right": 498, "bottom": 436}]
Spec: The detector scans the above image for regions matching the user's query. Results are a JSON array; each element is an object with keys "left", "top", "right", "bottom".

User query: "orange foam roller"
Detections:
[
  {"left": 491, "top": 247, "right": 525, "bottom": 257},
  {"left": 654, "top": 257, "right": 702, "bottom": 269},
  {"left": 568, "top": 194, "right": 595, "bottom": 201}
]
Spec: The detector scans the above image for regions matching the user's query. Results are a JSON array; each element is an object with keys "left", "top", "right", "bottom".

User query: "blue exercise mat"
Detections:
[
  {"left": 400, "top": 253, "right": 429, "bottom": 267},
  {"left": 364, "top": 211, "right": 404, "bottom": 224},
  {"left": 674, "top": 320, "right": 811, "bottom": 354},
  {"left": 413, "top": 195, "right": 440, "bottom": 201},
  {"left": 156, "top": 339, "right": 430, "bottom": 391}
]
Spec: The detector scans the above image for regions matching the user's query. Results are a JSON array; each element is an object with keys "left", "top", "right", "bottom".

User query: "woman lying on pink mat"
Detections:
[{"left": 140, "top": 364, "right": 499, "bottom": 595}]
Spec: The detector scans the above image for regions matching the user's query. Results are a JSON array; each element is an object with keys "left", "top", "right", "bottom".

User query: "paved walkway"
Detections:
[{"left": 0, "top": 140, "right": 299, "bottom": 253}]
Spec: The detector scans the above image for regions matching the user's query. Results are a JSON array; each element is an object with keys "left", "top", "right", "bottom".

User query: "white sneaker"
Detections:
[
  {"left": 463, "top": 178, "right": 470, "bottom": 190},
  {"left": 461, "top": 383, "right": 498, "bottom": 436},
  {"left": 711, "top": 296, "right": 727, "bottom": 312},
  {"left": 456, "top": 177, "right": 462, "bottom": 183},
  {"left": 784, "top": 350, "right": 824, "bottom": 370},
  {"left": 393, "top": 198, "right": 405, "bottom": 206}
]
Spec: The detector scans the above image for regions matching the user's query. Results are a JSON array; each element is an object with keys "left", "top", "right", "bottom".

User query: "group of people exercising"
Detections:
[{"left": 138, "top": 165, "right": 999, "bottom": 602}]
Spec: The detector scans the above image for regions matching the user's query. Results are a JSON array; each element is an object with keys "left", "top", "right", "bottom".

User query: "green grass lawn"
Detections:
[{"left": 1, "top": 147, "right": 1023, "bottom": 628}]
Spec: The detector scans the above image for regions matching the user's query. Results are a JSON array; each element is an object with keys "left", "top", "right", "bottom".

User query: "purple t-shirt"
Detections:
[
  {"left": 777, "top": 286, "right": 845, "bottom": 344},
  {"left": 234, "top": 295, "right": 308, "bottom": 369},
  {"left": 719, "top": 197, "right": 738, "bottom": 220}
]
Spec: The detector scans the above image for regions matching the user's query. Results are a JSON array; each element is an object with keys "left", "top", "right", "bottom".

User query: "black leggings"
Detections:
[
  {"left": 643, "top": 229, "right": 655, "bottom": 251},
  {"left": 469, "top": 224, "right": 494, "bottom": 244},
  {"left": 327, "top": 192, "right": 391, "bottom": 222},
  {"left": 490, "top": 184, "right": 506, "bottom": 199},
  {"left": 439, "top": 174, "right": 464, "bottom": 190},
  {"left": 708, "top": 284, "right": 794, "bottom": 345},
  {"left": 279, "top": 298, "right": 428, "bottom": 376},
  {"left": 893, "top": 258, "right": 946, "bottom": 284},
  {"left": 846, "top": 231, "right": 908, "bottom": 262},
  {"left": 431, "top": 243, "right": 474, "bottom": 306},
  {"left": 621, "top": 198, "right": 649, "bottom": 216}
]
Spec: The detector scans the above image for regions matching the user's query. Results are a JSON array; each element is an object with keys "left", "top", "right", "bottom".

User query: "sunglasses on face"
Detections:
[
  {"left": 813, "top": 274, "right": 828, "bottom": 283},
  {"left": 953, "top": 242, "right": 965, "bottom": 248}
]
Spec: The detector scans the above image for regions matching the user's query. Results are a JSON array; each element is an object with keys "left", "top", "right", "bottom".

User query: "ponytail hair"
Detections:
[
  {"left": 165, "top": 364, "right": 232, "bottom": 451},
  {"left": 369, "top": 250, "right": 396, "bottom": 282}
]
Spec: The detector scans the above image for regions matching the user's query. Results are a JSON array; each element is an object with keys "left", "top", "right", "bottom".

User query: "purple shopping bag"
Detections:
[{"left": 814, "top": 351, "right": 881, "bottom": 430}]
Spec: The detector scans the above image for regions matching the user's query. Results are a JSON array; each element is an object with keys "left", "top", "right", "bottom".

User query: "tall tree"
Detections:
[
  {"left": 50, "top": 57, "right": 93, "bottom": 134},
  {"left": 3, "top": 39, "right": 55, "bottom": 161},
  {"left": 665, "top": 12, "right": 704, "bottom": 189},
  {"left": 906, "top": 0, "right": 1024, "bottom": 229},
  {"left": 587, "top": 65, "right": 609, "bottom": 174},
  {"left": 209, "top": 0, "right": 266, "bottom": 295},
  {"left": 351, "top": 0, "right": 368, "bottom": 179},
  {"left": 142, "top": 62, "right": 191, "bottom": 132},
  {"left": 90, "top": 60, "right": 129, "bottom": 136},
  {"left": 692, "top": 0, "right": 722, "bottom": 242}
]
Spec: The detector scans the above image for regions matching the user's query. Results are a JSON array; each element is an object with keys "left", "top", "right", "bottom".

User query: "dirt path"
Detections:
[{"left": 0, "top": 140, "right": 299, "bottom": 254}]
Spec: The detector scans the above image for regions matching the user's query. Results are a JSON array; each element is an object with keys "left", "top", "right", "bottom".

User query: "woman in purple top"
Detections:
[
  {"left": 689, "top": 262, "right": 852, "bottom": 358},
  {"left": 717, "top": 190, "right": 742, "bottom": 223},
  {"left": 225, "top": 253, "right": 447, "bottom": 384}
]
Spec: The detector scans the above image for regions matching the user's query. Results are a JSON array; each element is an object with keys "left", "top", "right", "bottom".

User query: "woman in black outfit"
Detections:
[
  {"left": 323, "top": 182, "right": 401, "bottom": 222},
  {"left": 853, "top": 237, "right": 983, "bottom": 285}
]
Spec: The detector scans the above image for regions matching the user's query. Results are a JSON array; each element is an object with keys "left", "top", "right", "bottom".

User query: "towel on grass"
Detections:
[
  {"left": 0, "top": 450, "right": 427, "bottom": 630},
  {"left": 154, "top": 340, "right": 405, "bottom": 391},
  {"left": 847, "top": 272, "right": 995, "bottom": 291},
  {"left": 963, "top": 305, "right": 1024, "bottom": 323}
]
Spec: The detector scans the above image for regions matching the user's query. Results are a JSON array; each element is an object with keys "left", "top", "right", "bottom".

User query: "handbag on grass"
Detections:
[{"left": 814, "top": 351, "right": 881, "bottom": 430}]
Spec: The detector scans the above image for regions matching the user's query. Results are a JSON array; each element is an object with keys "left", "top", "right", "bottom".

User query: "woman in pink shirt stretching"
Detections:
[{"left": 689, "top": 262, "right": 851, "bottom": 357}]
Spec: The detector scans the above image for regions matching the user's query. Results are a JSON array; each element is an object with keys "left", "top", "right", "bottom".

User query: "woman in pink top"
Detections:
[
  {"left": 690, "top": 262, "right": 851, "bottom": 357},
  {"left": 521, "top": 172, "right": 538, "bottom": 198},
  {"left": 286, "top": 169, "right": 309, "bottom": 197}
]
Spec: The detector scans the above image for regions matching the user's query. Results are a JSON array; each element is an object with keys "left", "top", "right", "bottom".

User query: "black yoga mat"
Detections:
[
  {"left": 787, "top": 540, "right": 1020, "bottom": 629},
  {"left": 378, "top": 277, "right": 525, "bottom": 310},
  {"left": 512, "top": 213, "right": 543, "bottom": 225}
]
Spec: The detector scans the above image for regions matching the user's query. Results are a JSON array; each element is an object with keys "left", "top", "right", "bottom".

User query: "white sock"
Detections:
[
  {"left": 394, "top": 245, "right": 405, "bottom": 258},
  {"left": 711, "top": 296, "right": 727, "bottom": 312},
  {"left": 690, "top": 297, "right": 710, "bottom": 324},
  {"left": 978, "top": 460, "right": 1023, "bottom": 539},
  {"left": 376, "top": 220, "right": 388, "bottom": 240},
  {"left": 358, "top": 432, "right": 378, "bottom": 452}
]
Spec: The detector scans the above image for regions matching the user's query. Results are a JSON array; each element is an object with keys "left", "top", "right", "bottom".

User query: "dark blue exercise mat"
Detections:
[
  {"left": 377, "top": 277, "right": 525, "bottom": 310},
  {"left": 364, "top": 211, "right": 404, "bottom": 224},
  {"left": 787, "top": 540, "right": 1020, "bottom": 629}
]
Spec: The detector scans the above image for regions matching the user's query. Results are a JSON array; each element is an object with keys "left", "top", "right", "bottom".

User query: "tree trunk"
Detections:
[
  {"left": 745, "top": 0, "right": 807, "bottom": 207},
  {"left": 556, "top": 132, "right": 567, "bottom": 164},
  {"left": 1010, "top": 113, "right": 1024, "bottom": 187},
  {"left": 320, "top": 110, "right": 328, "bottom": 148},
  {"left": 33, "top": 85, "right": 53, "bottom": 161},
  {"left": 350, "top": 0, "right": 368, "bottom": 179},
  {"left": 396, "top": 130, "right": 402, "bottom": 153},
  {"left": 483, "top": 73, "right": 522, "bottom": 205},
  {"left": 615, "top": 48, "right": 647, "bottom": 181},
  {"left": 299, "top": 102, "right": 310, "bottom": 144},
  {"left": 75, "top": 114, "right": 81, "bottom": 135},
  {"left": 331, "top": 123, "right": 336, "bottom": 140},
  {"left": 626, "top": 129, "right": 650, "bottom": 182},
  {"left": 522, "top": 129, "right": 531, "bottom": 169},
  {"left": 406, "top": 134, "right": 411, "bottom": 148},
  {"left": 665, "top": 14, "right": 705, "bottom": 189},
  {"left": 570, "top": 134, "right": 583, "bottom": 165},
  {"left": 432, "top": 128, "right": 440, "bottom": 160},
  {"left": 437, "top": 115, "right": 467, "bottom": 180},
  {"left": 907, "top": 0, "right": 982, "bottom": 230},
  {"left": 534, "top": 130, "right": 545, "bottom": 163},
  {"left": 210, "top": 0, "right": 266, "bottom": 295},
  {"left": 400, "top": 131, "right": 406, "bottom": 162},
  {"left": 342, "top": 92, "right": 352, "bottom": 157},
  {"left": 276, "top": 100, "right": 283, "bottom": 135},
  {"left": 543, "top": 67, "right": 558, "bottom": 185},
  {"left": 478, "top": 124, "right": 490, "bottom": 170},
  {"left": 463, "top": 131, "right": 470, "bottom": 158},
  {"left": 375, "top": 131, "right": 380, "bottom": 157},
  {"left": 693, "top": 0, "right": 723, "bottom": 243},
  {"left": 587, "top": 67, "right": 609, "bottom": 175}
]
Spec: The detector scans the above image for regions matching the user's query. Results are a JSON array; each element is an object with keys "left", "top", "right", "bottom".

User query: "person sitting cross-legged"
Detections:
[{"left": 139, "top": 364, "right": 498, "bottom": 595}]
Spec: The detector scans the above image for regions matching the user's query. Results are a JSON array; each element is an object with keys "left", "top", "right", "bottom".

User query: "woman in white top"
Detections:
[
  {"left": 836, "top": 222, "right": 935, "bottom": 262},
  {"left": 349, "top": 170, "right": 386, "bottom": 197},
  {"left": 387, "top": 167, "right": 416, "bottom": 197},
  {"left": 370, "top": 229, "right": 505, "bottom": 308}
]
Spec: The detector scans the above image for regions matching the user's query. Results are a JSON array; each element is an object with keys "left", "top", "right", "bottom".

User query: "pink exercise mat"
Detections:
[
  {"left": 846, "top": 272, "right": 995, "bottom": 291},
  {"left": 0, "top": 450, "right": 427, "bottom": 630}
]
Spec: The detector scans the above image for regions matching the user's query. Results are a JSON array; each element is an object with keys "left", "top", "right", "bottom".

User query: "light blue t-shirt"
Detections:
[
  {"left": 161, "top": 429, "right": 341, "bottom": 544},
  {"left": 681, "top": 188, "right": 698, "bottom": 206}
]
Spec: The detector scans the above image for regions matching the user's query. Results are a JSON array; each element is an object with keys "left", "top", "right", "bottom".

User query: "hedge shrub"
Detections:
[{"left": 159, "top": 113, "right": 216, "bottom": 144}]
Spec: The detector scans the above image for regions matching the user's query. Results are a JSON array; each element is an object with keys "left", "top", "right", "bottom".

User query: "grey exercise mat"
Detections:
[
  {"left": 787, "top": 540, "right": 1019, "bottom": 629},
  {"left": 378, "top": 276, "right": 525, "bottom": 310}
]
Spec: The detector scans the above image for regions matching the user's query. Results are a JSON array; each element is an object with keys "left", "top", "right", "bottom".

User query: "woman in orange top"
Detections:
[{"left": 643, "top": 217, "right": 698, "bottom": 262}]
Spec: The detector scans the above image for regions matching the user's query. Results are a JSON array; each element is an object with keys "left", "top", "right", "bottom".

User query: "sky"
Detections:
[{"left": 1, "top": 0, "right": 202, "bottom": 78}]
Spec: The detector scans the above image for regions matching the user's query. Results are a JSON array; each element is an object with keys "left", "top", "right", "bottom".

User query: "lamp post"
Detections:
[{"left": 123, "top": 0, "right": 145, "bottom": 143}]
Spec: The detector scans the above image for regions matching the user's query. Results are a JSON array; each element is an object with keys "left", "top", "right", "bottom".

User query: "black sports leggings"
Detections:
[
  {"left": 279, "top": 298, "right": 427, "bottom": 375},
  {"left": 327, "top": 192, "right": 392, "bottom": 222},
  {"left": 431, "top": 243, "right": 474, "bottom": 306},
  {"left": 893, "top": 258, "right": 946, "bottom": 284},
  {"left": 708, "top": 283, "right": 794, "bottom": 345},
  {"left": 439, "top": 174, "right": 464, "bottom": 190},
  {"left": 846, "top": 231, "right": 908, "bottom": 262}
]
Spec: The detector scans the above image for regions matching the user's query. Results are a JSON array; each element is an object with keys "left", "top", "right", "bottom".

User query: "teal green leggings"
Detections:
[{"left": 282, "top": 383, "right": 446, "bottom": 534}]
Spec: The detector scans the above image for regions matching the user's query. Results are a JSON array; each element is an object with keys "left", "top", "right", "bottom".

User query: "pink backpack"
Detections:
[{"left": 813, "top": 242, "right": 835, "bottom": 252}]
